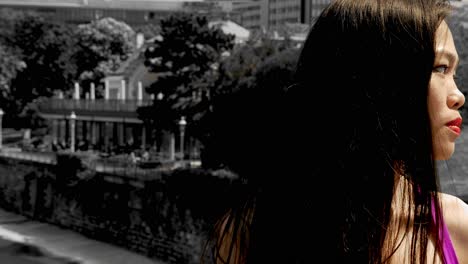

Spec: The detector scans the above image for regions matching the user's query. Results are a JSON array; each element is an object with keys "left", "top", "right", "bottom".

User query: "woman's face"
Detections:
[{"left": 429, "top": 21, "right": 465, "bottom": 160}]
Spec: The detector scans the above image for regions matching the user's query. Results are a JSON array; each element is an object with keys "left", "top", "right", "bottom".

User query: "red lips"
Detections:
[
  {"left": 446, "top": 117, "right": 462, "bottom": 135},
  {"left": 446, "top": 117, "right": 462, "bottom": 127}
]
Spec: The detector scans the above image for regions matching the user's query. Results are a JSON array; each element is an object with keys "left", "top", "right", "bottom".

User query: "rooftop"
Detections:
[{"left": 0, "top": 0, "right": 206, "bottom": 11}]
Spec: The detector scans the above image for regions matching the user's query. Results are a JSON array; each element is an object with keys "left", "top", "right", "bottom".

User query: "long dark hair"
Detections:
[{"left": 204, "top": 0, "right": 452, "bottom": 263}]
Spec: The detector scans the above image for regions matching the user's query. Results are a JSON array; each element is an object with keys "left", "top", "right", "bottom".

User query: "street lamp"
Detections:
[
  {"left": 157, "top": 92, "right": 164, "bottom": 100},
  {"left": 178, "top": 116, "right": 187, "bottom": 160},
  {"left": 70, "top": 111, "right": 76, "bottom": 152},
  {"left": 0, "top": 109, "right": 4, "bottom": 149},
  {"left": 152, "top": 92, "right": 164, "bottom": 152}
]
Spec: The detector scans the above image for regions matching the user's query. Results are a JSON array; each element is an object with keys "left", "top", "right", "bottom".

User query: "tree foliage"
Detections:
[
  {"left": 0, "top": 43, "right": 22, "bottom": 100},
  {"left": 0, "top": 11, "right": 136, "bottom": 128},
  {"left": 138, "top": 14, "right": 235, "bottom": 133},
  {"left": 253, "top": 47, "right": 300, "bottom": 92},
  {"left": 199, "top": 44, "right": 300, "bottom": 168},
  {"left": 210, "top": 36, "right": 293, "bottom": 95},
  {"left": 11, "top": 15, "right": 77, "bottom": 96},
  {"left": 73, "top": 17, "right": 136, "bottom": 95},
  {"left": 0, "top": 9, "right": 76, "bottom": 128}
]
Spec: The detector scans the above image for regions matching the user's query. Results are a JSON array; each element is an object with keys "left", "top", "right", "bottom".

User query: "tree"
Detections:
[
  {"left": 200, "top": 45, "right": 300, "bottom": 168},
  {"left": 190, "top": 36, "right": 298, "bottom": 139},
  {"left": 138, "top": 14, "right": 234, "bottom": 150},
  {"left": 133, "top": 23, "right": 161, "bottom": 39},
  {"left": 0, "top": 43, "right": 24, "bottom": 125},
  {"left": 73, "top": 17, "right": 136, "bottom": 97},
  {"left": 209, "top": 36, "right": 290, "bottom": 94},
  {"left": 0, "top": 12, "right": 137, "bottom": 128},
  {"left": 253, "top": 47, "right": 300, "bottom": 93},
  {"left": 0, "top": 10, "right": 77, "bottom": 128},
  {"left": 0, "top": 8, "right": 27, "bottom": 43}
]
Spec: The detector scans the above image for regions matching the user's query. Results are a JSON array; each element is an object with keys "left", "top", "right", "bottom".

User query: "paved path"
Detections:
[
  {"left": 0, "top": 209, "right": 165, "bottom": 264},
  {"left": 0, "top": 236, "right": 77, "bottom": 264}
]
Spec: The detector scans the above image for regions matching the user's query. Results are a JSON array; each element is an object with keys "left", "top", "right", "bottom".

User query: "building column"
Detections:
[
  {"left": 141, "top": 124, "right": 146, "bottom": 150},
  {"left": 121, "top": 80, "right": 126, "bottom": 100},
  {"left": 51, "top": 119, "right": 58, "bottom": 145},
  {"left": 104, "top": 122, "right": 110, "bottom": 152},
  {"left": 70, "top": 112, "right": 76, "bottom": 153},
  {"left": 105, "top": 80, "right": 110, "bottom": 100},
  {"left": 83, "top": 121, "right": 90, "bottom": 144},
  {"left": 178, "top": 116, "right": 186, "bottom": 160},
  {"left": 90, "top": 82, "right": 95, "bottom": 100},
  {"left": 125, "top": 124, "right": 133, "bottom": 147},
  {"left": 91, "top": 121, "right": 97, "bottom": 146},
  {"left": 137, "top": 81, "right": 143, "bottom": 104},
  {"left": 169, "top": 133, "right": 175, "bottom": 161},
  {"left": 59, "top": 119, "right": 67, "bottom": 146},
  {"left": 0, "top": 109, "right": 3, "bottom": 149},
  {"left": 98, "top": 122, "right": 104, "bottom": 151},
  {"left": 118, "top": 122, "right": 124, "bottom": 146},
  {"left": 74, "top": 82, "right": 80, "bottom": 100},
  {"left": 76, "top": 120, "right": 82, "bottom": 144}
]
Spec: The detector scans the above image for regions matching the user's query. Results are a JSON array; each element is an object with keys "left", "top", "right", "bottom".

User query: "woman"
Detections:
[{"left": 204, "top": 0, "right": 468, "bottom": 263}]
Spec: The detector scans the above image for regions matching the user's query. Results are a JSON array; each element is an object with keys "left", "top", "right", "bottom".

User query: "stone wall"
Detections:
[{"left": 0, "top": 155, "right": 237, "bottom": 264}]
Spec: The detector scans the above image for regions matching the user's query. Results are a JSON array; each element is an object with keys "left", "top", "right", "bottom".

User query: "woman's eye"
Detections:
[{"left": 433, "top": 65, "right": 449, "bottom": 74}]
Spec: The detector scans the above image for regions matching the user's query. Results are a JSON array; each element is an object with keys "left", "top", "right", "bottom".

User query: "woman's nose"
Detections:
[{"left": 448, "top": 88, "right": 465, "bottom": 110}]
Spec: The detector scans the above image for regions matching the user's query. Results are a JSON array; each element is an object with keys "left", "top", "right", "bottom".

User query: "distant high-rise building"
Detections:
[
  {"left": 303, "top": 0, "right": 332, "bottom": 25},
  {"left": 232, "top": 0, "right": 332, "bottom": 31},
  {"left": 0, "top": 0, "right": 231, "bottom": 26},
  {"left": 268, "top": 0, "right": 302, "bottom": 28},
  {"left": 232, "top": 0, "right": 268, "bottom": 31}
]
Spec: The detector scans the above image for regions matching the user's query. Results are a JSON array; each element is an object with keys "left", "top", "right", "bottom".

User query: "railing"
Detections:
[
  {"left": 0, "top": 148, "right": 200, "bottom": 180},
  {"left": 38, "top": 98, "right": 153, "bottom": 113},
  {"left": 0, "top": 0, "right": 83, "bottom": 6},
  {"left": 88, "top": 152, "right": 201, "bottom": 180},
  {"left": 0, "top": 149, "right": 57, "bottom": 164},
  {"left": 90, "top": 158, "right": 168, "bottom": 181}
]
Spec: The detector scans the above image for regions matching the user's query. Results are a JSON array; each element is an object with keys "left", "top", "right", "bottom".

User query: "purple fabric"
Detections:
[{"left": 431, "top": 200, "right": 459, "bottom": 264}]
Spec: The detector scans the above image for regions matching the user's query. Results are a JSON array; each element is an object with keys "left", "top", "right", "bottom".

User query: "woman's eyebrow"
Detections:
[{"left": 435, "top": 49, "right": 459, "bottom": 69}]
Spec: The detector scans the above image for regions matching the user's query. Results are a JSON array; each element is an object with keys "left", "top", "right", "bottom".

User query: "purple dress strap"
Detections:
[{"left": 431, "top": 200, "right": 459, "bottom": 264}]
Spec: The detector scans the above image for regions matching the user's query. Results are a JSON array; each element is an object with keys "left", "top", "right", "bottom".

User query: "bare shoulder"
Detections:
[
  {"left": 439, "top": 192, "right": 468, "bottom": 223},
  {"left": 439, "top": 192, "right": 468, "bottom": 262}
]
